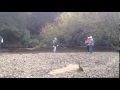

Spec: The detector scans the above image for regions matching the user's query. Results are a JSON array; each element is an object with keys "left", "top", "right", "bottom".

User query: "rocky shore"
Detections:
[{"left": 0, "top": 52, "right": 119, "bottom": 78}]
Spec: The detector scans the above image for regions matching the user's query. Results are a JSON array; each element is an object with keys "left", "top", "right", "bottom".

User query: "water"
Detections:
[{"left": 0, "top": 47, "right": 118, "bottom": 54}]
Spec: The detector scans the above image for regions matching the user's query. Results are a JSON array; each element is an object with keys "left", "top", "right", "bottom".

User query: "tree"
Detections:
[
  {"left": 41, "top": 12, "right": 119, "bottom": 49},
  {"left": 26, "top": 12, "right": 59, "bottom": 35},
  {"left": 0, "top": 12, "right": 31, "bottom": 48}
]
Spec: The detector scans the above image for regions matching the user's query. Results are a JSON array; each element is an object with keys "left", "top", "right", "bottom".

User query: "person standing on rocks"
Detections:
[
  {"left": 85, "top": 37, "right": 90, "bottom": 53},
  {"left": 52, "top": 37, "right": 58, "bottom": 53},
  {"left": 0, "top": 36, "right": 3, "bottom": 50},
  {"left": 88, "top": 36, "right": 94, "bottom": 53}
]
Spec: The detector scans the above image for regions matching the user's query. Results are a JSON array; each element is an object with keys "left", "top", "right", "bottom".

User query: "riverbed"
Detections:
[{"left": 0, "top": 51, "right": 119, "bottom": 78}]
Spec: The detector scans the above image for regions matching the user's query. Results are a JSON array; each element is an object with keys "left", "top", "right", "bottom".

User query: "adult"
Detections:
[{"left": 88, "top": 36, "right": 94, "bottom": 53}]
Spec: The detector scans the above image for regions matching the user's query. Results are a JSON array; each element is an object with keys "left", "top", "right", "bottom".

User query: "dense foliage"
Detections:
[{"left": 0, "top": 12, "right": 119, "bottom": 49}]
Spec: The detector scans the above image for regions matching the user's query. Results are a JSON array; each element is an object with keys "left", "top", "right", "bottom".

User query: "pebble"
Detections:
[{"left": 0, "top": 52, "right": 119, "bottom": 78}]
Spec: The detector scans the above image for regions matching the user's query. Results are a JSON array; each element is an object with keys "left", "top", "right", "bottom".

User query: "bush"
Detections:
[{"left": 28, "top": 39, "right": 40, "bottom": 48}]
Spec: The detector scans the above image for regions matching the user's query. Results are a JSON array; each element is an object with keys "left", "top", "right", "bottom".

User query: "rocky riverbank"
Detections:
[{"left": 0, "top": 52, "right": 119, "bottom": 78}]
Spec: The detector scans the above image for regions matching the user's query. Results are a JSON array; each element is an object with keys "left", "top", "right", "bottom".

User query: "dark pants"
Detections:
[{"left": 87, "top": 46, "right": 89, "bottom": 52}]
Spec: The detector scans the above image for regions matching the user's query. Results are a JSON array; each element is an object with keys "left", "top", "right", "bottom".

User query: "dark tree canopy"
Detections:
[{"left": 0, "top": 12, "right": 119, "bottom": 49}]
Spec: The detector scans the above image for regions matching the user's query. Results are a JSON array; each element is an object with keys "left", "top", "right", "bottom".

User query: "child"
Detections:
[
  {"left": 85, "top": 37, "right": 90, "bottom": 53},
  {"left": 52, "top": 37, "right": 58, "bottom": 53}
]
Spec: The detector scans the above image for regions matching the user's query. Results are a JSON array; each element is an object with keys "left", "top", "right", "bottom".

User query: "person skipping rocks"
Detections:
[{"left": 52, "top": 37, "right": 59, "bottom": 53}]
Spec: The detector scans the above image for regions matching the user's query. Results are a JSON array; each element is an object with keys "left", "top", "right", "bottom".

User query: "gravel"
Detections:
[{"left": 0, "top": 52, "right": 119, "bottom": 78}]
